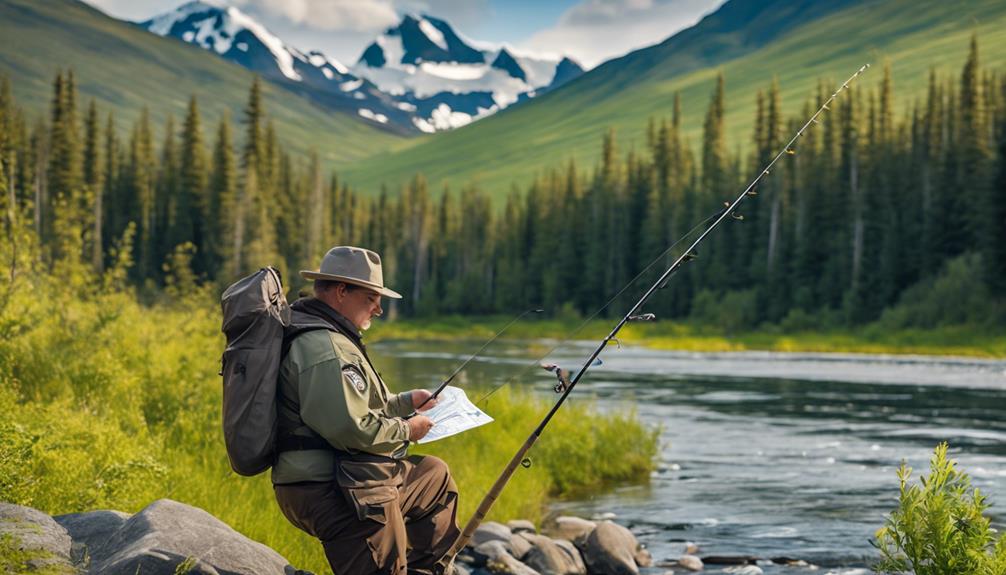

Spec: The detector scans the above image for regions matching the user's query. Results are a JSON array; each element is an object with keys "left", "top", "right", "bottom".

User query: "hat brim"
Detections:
[{"left": 300, "top": 270, "right": 403, "bottom": 299}]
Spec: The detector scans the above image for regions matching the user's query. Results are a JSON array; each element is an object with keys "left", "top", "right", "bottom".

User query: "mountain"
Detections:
[
  {"left": 138, "top": 0, "right": 416, "bottom": 134},
  {"left": 352, "top": 14, "right": 584, "bottom": 132},
  {"left": 339, "top": 0, "right": 1006, "bottom": 198},
  {"left": 0, "top": 0, "right": 406, "bottom": 166},
  {"left": 138, "top": 5, "right": 583, "bottom": 133}
]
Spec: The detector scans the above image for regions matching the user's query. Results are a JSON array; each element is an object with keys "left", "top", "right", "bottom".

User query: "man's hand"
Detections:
[
  {"left": 411, "top": 389, "right": 438, "bottom": 411},
  {"left": 407, "top": 415, "right": 434, "bottom": 441}
]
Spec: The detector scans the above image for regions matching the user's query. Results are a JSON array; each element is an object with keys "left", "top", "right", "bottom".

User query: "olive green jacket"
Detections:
[{"left": 271, "top": 320, "right": 414, "bottom": 485}]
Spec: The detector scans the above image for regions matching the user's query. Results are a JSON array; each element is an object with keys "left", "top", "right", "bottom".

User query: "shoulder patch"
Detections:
[{"left": 342, "top": 365, "right": 367, "bottom": 393}]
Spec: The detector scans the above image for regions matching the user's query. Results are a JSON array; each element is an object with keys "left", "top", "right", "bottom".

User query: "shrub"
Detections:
[
  {"left": 873, "top": 443, "right": 1006, "bottom": 574},
  {"left": 879, "top": 253, "right": 1005, "bottom": 329}
]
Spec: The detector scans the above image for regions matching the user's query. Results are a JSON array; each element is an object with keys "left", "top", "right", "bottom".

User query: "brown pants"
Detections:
[{"left": 275, "top": 454, "right": 460, "bottom": 575}]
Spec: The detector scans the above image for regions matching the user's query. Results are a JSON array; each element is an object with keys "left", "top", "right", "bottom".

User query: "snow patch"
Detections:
[
  {"left": 340, "top": 79, "right": 363, "bottom": 92},
  {"left": 358, "top": 108, "right": 388, "bottom": 124},
  {"left": 419, "top": 62, "right": 485, "bottom": 80},
  {"left": 418, "top": 17, "right": 448, "bottom": 51},
  {"left": 429, "top": 103, "right": 473, "bottom": 130},
  {"left": 322, "top": 68, "right": 333, "bottom": 79},
  {"left": 236, "top": 42, "right": 248, "bottom": 52},
  {"left": 182, "top": 31, "right": 194, "bottom": 41},
  {"left": 396, "top": 101, "right": 417, "bottom": 112},
  {"left": 412, "top": 117, "right": 436, "bottom": 133},
  {"left": 353, "top": 92, "right": 365, "bottom": 100}
]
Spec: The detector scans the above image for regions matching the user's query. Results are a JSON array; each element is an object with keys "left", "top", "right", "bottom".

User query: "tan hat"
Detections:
[{"left": 300, "top": 246, "right": 402, "bottom": 299}]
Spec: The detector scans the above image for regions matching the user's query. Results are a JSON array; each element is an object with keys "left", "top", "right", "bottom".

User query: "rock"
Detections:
[
  {"left": 510, "top": 532, "right": 533, "bottom": 560},
  {"left": 472, "top": 521, "right": 513, "bottom": 549},
  {"left": 553, "top": 540, "right": 586, "bottom": 574},
  {"left": 485, "top": 552, "right": 540, "bottom": 575},
  {"left": 633, "top": 545, "right": 652, "bottom": 568},
  {"left": 677, "top": 554, "right": 703, "bottom": 571},
  {"left": 507, "top": 519, "right": 537, "bottom": 534},
  {"left": 88, "top": 498, "right": 297, "bottom": 575},
  {"left": 590, "top": 512, "right": 617, "bottom": 521},
  {"left": 522, "top": 535, "right": 586, "bottom": 575},
  {"left": 54, "top": 509, "right": 131, "bottom": 561},
  {"left": 0, "top": 502, "right": 75, "bottom": 574},
  {"left": 549, "top": 516, "right": 596, "bottom": 544},
  {"left": 580, "top": 521, "right": 638, "bottom": 575},
  {"left": 685, "top": 542, "right": 699, "bottom": 554},
  {"left": 723, "top": 566, "right": 762, "bottom": 575},
  {"left": 471, "top": 540, "right": 512, "bottom": 566}
]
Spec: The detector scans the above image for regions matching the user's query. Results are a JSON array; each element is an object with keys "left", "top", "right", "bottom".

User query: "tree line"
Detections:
[{"left": 0, "top": 36, "right": 1003, "bottom": 327}]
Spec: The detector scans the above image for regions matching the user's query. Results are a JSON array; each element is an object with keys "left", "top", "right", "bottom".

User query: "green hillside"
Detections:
[
  {"left": 341, "top": 0, "right": 1006, "bottom": 199},
  {"left": 0, "top": 0, "right": 408, "bottom": 166}
]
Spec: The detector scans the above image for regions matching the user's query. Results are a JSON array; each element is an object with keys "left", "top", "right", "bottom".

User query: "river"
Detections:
[{"left": 371, "top": 339, "right": 1006, "bottom": 574}]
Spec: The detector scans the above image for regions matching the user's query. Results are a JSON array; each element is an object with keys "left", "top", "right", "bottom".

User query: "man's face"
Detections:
[{"left": 339, "top": 285, "right": 383, "bottom": 331}]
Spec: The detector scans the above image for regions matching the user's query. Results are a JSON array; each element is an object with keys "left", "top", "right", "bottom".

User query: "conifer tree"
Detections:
[
  {"left": 157, "top": 114, "right": 180, "bottom": 269},
  {"left": 83, "top": 99, "right": 104, "bottom": 271},
  {"left": 212, "top": 111, "right": 237, "bottom": 278},
  {"left": 179, "top": 96, "right": 208, "bottom": 274},
  {"left": 959, "top": 34, "right": 992, "bottom": 248}
]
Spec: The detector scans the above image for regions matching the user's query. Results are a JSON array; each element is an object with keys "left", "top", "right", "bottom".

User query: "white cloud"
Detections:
[
  {"left": 519, "top": 0, "right": 724, "bottom": 70},
  {"left": 233, "top": 0, "right": 399, "bottom": 32},
  {"left": 232, "top": 0, "right": 488, "bottom": 33}
]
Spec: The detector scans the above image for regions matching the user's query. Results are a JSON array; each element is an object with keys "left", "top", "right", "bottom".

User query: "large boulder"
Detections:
[
  {"left": 580, "top": 521, "right": 639, "bottom": 575},
  {"left": 54, "top": 508, "right": 131, "bottom": 562},
  {"left": 521, "top": 534, "right": 586, "bottom": 575},
  {"left": 86, "top": 499, "right": 299, "bottom": 575},
  {"left": 0, "top": 502, "right": 75, "bottom": 574}
]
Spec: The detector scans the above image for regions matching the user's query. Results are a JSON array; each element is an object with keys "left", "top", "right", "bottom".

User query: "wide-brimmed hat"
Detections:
[{"left": 300, "top": 246, "right": 403, "bottom": 299}]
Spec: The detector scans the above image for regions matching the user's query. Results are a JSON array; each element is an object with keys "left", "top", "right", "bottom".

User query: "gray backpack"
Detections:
[{"left": 219, "top": 267, "right": 290, "bottom": 476}]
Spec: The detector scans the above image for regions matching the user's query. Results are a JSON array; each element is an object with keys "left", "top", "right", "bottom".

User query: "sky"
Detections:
[{"left": 83, "top": 0, "right": 725, "bottom": 69}]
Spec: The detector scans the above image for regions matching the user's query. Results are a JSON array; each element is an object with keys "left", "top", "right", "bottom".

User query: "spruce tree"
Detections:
[
  {"left": 177, "top": 97, "right": 208, "bottom": 275},
  {"left": 83, "top": 99, "right": 104, "bottom": 271},
  {"left": 212, "top": 112, "right": 237, "bottom": 278}
]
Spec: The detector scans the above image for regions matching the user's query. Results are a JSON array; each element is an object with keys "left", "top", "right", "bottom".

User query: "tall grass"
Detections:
[{"left": 0, "top": 249, "right": 657, "bottom": 573}]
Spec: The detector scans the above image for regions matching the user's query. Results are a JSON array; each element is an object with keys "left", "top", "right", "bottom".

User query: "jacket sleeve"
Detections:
[
  {"left": 385, "top": 391, "right": 415, "bottom": 418},
  {"left": 297, "top": 358, "right": 410, "bottom": 451}
]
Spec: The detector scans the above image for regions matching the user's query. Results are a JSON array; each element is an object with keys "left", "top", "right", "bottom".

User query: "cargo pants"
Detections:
[{"left": 274, "top": 453, "right": 460, "bottom": 575}]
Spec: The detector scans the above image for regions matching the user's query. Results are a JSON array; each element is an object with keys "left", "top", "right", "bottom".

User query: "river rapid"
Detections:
[{"left": 371, "top": 340, "right": 1006, "bottom": 574}]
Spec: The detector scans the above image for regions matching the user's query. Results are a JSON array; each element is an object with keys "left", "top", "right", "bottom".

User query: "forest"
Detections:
[{"left": 0, "top": 36, "right": 1003, "bottom": 329}]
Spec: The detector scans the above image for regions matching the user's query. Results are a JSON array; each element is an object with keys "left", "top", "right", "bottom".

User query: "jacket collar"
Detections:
[{"left": 290, "top": 297, "right": 362, "bottom": 345}]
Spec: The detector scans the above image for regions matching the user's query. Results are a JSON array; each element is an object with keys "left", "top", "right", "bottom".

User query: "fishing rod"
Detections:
[
  {"left": 412, "top": 308, "right": 544, "bottom": 412},
  {"left": 448, "top": 63, "right": 871, "bottom": 557}
]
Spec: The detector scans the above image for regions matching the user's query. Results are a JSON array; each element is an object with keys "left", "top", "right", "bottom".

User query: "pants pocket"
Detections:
[
  {"left": 336, "top": 458, "right": 403, "bottom": 524},
  {"left": 345, "top": 485, "right": 398, "bottom": 524}
]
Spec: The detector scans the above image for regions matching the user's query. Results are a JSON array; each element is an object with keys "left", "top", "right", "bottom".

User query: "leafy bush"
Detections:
[
  {"left": 690, "top": 288, "right": 759, "bottom": 334},
  {"left": 879, "top": 254, "right": 1005, "bottom": 330},
  {"left": 873, "top": 443, "right": 1006, "bottom": 574}
]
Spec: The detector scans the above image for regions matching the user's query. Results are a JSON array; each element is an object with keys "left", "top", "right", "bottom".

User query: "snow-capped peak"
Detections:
[{"left": 141, "top": 1, "right": 305, "bottom": 81}]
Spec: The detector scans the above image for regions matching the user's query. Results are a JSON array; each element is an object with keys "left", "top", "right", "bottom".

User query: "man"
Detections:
[{"left": 272, "top": 245, "right": 460, "bottom": 575}]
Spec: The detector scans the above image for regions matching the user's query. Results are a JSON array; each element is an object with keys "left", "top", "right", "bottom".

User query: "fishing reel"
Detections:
[{"left": 541, "top": 363, "right": 572, "bottom": 393}]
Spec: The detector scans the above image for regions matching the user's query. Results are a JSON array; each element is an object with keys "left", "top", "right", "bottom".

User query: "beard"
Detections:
[{"left": 360, "top": 318, "right": 372, "bottom": 331}]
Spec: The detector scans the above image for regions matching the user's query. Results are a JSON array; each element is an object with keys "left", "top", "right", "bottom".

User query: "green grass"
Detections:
[
  {"left": 341, "top": 0, "right": 1006, "bottom": 200},
  {"left": 0, "top": 0, "right": 409, "bottom": 168},
  {"left": 0, "top": 236, "right": 658, "bottom": 574},
  {"left": 367, "top": 316, "right": 1006, "bottom": 358},
  {"left": 0, "top": 532, "right": 73, "bottom": 575}
]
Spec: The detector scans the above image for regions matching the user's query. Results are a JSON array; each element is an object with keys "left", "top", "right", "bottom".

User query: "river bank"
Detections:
[{"left": 368, "top": 317, "right": 1006, "bottom": 358}]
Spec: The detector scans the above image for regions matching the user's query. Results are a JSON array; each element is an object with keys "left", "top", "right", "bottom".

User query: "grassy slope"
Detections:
[
  {"left": 341, "top": 0, "right": 1006, "bottom": 199},
  {"left": 0, "top": 0, "right": 409, "bottom": 166}
]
